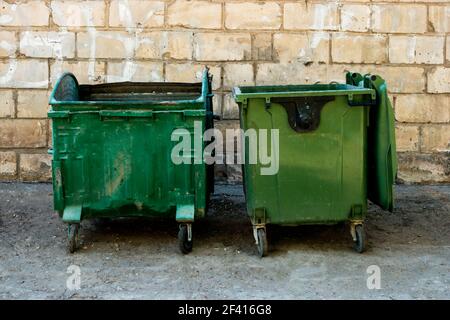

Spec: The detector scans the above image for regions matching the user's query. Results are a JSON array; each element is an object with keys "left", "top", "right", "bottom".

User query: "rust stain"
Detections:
[{"left": 107, "top": 152, "right": 130, "bottom": 195}]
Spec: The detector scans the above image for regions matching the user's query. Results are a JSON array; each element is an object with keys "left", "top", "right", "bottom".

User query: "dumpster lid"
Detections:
[
  {"left": 49, "top": 71, "right": 210, "bottom": 108},
  {"left": 233, "top": 83, "right": 375, "bottom": 103},
  {"left": 347, "top": 73, "right": 397, "bottom": 212}
]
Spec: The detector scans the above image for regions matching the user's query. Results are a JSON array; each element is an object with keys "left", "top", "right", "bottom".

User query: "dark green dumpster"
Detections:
[
  {"left": 233, "top": 73, "right": 397, "bottom": 257},
  {"left": 49, "top": 69, "right": 214, "bottom": 254}
]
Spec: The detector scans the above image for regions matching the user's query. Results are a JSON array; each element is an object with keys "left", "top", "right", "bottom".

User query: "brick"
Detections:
[
  {"left": 325, "top": 64, "right": 375, "bottom": 84},
  {"left": 0, "top": 119, "right": 46, "bottom": 148},
  {"left": 168, "top": 0, "right": 222, "bottom": 29},
  {"left": 223, "top": 93, "right": 239, "bottom": 120},
  {"left": 397, "top": 153, "right": 450, "bottom": 184},
  {"left": 210, "top": 94, "right": 221, "bottom": 119},
  {"left": 256, "top": 63, "right": 346, "bottom": 86},
  {"left": 109, "top": 0, "right": 164, "bottom": 28},
  {"left": 395, "top": 95, "right": 450, "bottom": 123},
  {"left": 47, "top": 119, "right": 52, "bottom": 149},
  {"left": 17, "top": 90, "right": 49, "bottom": 118},
  {"left": 0, "top": 31, "right": 16, "bottom": 57},
  {"left": 341, "top": 4, "right": 370, "bottom": 32},
  {"left": 214, "top": 119, "right": 241, "bottom": 159},
  {"left": 106, "top": 61, "right": 163, "bottom": 82},
  {"left": 377, "top": 66, "right": 425, "bottom": 93},
  {"left": 284, "top": 3, "right": 339, "bottom": 31},
  {"left": 134, "top": 33, "right": 160, "bottom": 59},
  {"left": 213, "top": 118, "right": 241, "bottom": 163},
  {"left": 20, "top": 32, "right": 75, "bottom": 59},
  {"left": 383, "top": 0, "right": 450, "bottom": 2},
  {"left": 214, "top": 120, "right": 240, "bottom": 136},
  {"left": 372, "top": 5, "right": 427, "bottom": 33},
  {"left": 252, "top": 33, "right": 272, "bottom": 61},
  {"left": 77, "top": 32, "right": 134, "bottom": 59},
  {"left": 213, "top": 118, "right": 242, "bottom": 164},
  {"left": 422, "top": 125, "right": 450, "bottom": 153},
  {"left": 0, "top": 89, "right": 14, "bottom": 118},
  {"left": 389, "top": 36, "right": 444, "bottom": 64},
  {"left": 428, "top": 68, "right": 450, "bottom": 93},
  {"left": 165, "top": 64, "right": 221, "bottom": 90},
  {"left": 0, "top": 60, "right": 48, "bottom": 89},
  {"left": 395, "top": 125, "right": 419, "bottom": 152},
  {"left": 161, "top": 32, "right": 193, "bottom": 60},
  {"left": 19, "top": 153, "right": 52, "bottom": 182},
  {"left": 0, "top": 0, "right": 49, "bottom": 26},
  {"left": 225, "top": 2, "right": 281, "bottom": 30},
  {"left": 332, "top": 34, "right": 386, "bottom": 64},
  {"left": 194, "top": 33, "right": 251, "bottom": 61},
  {"left": 0, "top": 0, "right": 447, "bottom": 187},
  {"left": 223, "top": 64, "right": 254, "bottom": 89},
  {"left": 0, "top": 151, "right": 16, "bottom": 179},
  {"left": 256, "top": 62, "right": 291, "bottom": 85},
  {"left": 274, "top": 32, "right": 329, "bottom": 64},
  {"left": 51, "top": 0, "right": 105, "bottom": 27},
  {"left": 50, "top": 61, "right": 105, "bottom": 86},
  {"left": 136, "top": 32, "right": 193, "bottom": 60},
  {"left": 429, "top": 6, "right": 450, "bottom": 33},
  {"left": 447, "top": 37, "right": 450, "bottom": 63}
]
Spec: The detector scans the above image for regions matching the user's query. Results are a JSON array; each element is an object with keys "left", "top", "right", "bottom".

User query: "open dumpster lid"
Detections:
[{"left": 347, "top": 73, "right": 397, "bottom": 212}]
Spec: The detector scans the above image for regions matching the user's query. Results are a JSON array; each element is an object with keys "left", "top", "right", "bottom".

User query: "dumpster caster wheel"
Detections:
[
  {"left": 67, "top": 223, "right": 80, "bottom": 254},
  {"left": 256, "top": 228, "right": 268, "bottom": 258},
  {"left": 353, "top": 225, "right": 366, "bottom": 253},
  {"left": 178, "top": 224, "right": 193, "bottom": 254}
]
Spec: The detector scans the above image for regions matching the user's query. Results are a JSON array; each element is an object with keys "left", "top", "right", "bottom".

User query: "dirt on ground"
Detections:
[{"left": 0, "top": 182, "right": 449, "bottom": 299}]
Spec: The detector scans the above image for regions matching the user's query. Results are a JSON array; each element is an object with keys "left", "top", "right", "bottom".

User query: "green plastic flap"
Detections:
[{"left": 347, "top": 73, "right": 397, "bottom": 212}]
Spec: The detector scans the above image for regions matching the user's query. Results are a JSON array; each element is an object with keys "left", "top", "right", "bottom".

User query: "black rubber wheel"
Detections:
[
  {"left": 67, "top": 224, "right": 79, "bottom": 254},
  {"left": 257, "top": 228, "right": 268, "bottom": 258},
  {"left": 178, "top": 224, "right": 193, "bottom": 254},
  {"left": 354, "top": 225, "right": 366, "bottom": 253}
]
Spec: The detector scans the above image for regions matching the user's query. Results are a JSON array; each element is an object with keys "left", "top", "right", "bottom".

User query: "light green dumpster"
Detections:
[
  {"left": 233, "top": 73, "right": 397, "bottom": 257},
  {"left": 49, "top": 69, "right": 214, "bottom": 254}
]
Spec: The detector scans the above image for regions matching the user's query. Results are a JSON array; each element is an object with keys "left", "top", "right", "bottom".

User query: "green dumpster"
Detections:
[
  {"left": 49, "top": 69, "right": 214, "bottom": 254},
  {"left": 233, "top": 73, "right": 397, "bottom": 257}
]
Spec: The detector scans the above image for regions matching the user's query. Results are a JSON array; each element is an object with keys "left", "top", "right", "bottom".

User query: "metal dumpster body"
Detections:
[
  {"left": 233, "top": 73, "right": 397, "bottom": 256},
  {"left": 49, "top": 70, "right": 214, "bottom": 253}
]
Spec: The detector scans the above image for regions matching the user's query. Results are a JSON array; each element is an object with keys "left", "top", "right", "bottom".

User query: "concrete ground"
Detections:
[{"left": 0, "top": 182, "right": 449, "bottom": 299}]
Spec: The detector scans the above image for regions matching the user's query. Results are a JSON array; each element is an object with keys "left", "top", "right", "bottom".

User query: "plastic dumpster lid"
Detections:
[
  {"left": 48, "top": 69, "right": 211, "bottom": 107},
  {"left": 232, "top": 83, "right": 375, "bottom": 103},
  {"left": 347, "top": 72, "right": 397, "bottom": 212}
]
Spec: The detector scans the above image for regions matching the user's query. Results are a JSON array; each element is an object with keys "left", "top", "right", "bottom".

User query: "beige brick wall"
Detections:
[{"left": 0, "top": 0, "right": 448, "bottom": 183}]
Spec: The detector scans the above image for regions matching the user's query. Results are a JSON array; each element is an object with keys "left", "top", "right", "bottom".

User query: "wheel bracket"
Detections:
[
  {"left": 252, "top": 224, "right": 266, "bottom": 245},
  {"left": 350, "top": 220, "right": 364, "bottom": 242},
  {"left": 187, "top": 223, "right": 192, "bottom": 242}
]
